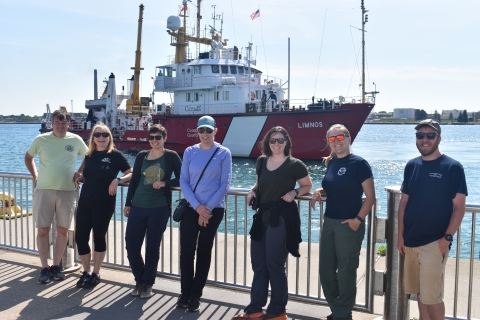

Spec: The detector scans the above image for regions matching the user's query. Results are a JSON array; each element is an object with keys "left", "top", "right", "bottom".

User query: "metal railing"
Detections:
[
  {"left": 0, "top": 172, "right": 377, "bottom": 313},
  {"left": 2, "top": 172, "right": 479, "bottom": 318}
]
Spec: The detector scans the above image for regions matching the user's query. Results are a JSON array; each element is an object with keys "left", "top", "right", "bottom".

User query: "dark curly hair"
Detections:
[
  {"left": 148, "top": 124, "right": 167, "bottom": 138},
  {"left": 260, "top": 126, "right": 292, "bottom": 157}
]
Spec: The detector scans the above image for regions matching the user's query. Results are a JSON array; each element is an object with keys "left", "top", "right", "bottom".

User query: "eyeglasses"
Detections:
[
  {"left": 93, "top": 132, "right": 109, "bottom": 138},
  {"left": 198, "top": 127, "right": 213, "bottom": 134},
  {"left": 148, "top": 135, "right": 163, "bottom": 140},
  {"left": 269, "top": 138, "right": 287, "bottom": 144},
  {"left": 328, "top": 134, "right": 348, "bottom": 143},
  {"left": 416, "top": 132, "right": 438, "bottom": 140}
]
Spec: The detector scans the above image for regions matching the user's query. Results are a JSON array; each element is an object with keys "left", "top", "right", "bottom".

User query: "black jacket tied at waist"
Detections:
[{"left": 249, "top": 199, "right": 302, "bottom": 257}]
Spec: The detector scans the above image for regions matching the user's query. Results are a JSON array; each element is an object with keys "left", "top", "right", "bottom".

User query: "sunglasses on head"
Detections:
[
  {"left": 93, "top": 132, "right": 109, "bottom": 138},
  {"left": 328, "top": 134, "right": 348, "bottom": 143},
  {"left": 148, "top": 135, "right": 163, "bottom": 140},
  {"left": 198, "top": 127, "right": 213, "bottom": 134},
  {"left": 415, "top": 132, "right": 438, "bottom": 140},
  {"left": 269, "top": 138, "right": 287, "bottom": 144}
]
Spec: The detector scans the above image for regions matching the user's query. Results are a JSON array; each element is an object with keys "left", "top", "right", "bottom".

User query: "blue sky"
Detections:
[{"left": 1, "top": 0, "right": 479, "bottom": 116}]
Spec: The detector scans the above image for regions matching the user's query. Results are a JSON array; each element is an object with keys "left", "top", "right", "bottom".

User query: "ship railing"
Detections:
[{"left": 1, "top": 172, "right": 478, "bottom": 319}]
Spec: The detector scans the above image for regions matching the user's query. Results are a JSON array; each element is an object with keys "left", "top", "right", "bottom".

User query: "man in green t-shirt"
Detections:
[{"left": 25, "top": 109, "right": 88, "bottom": 284}]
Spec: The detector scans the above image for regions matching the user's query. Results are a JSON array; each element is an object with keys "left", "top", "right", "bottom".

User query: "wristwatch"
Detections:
[
  {"left": 117, "top": 177, "right": 122, "bottom": 183},
  {"left": 444, "top": 234, "right": 453, "bottom": 242},
  {"left": 294, "top": 189, "right": 299, "bottom": 196}
]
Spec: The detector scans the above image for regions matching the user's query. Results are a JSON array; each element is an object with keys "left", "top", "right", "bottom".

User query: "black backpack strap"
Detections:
[{"left": 192, "top": 146, "right": 220, "bottom": 193}]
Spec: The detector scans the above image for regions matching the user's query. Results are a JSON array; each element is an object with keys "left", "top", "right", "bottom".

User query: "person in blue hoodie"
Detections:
[{"left": 177, "top": 115, "right": 232, "bottom": 312}]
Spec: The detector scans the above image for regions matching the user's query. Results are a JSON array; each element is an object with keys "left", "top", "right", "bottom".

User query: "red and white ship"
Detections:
[{"left": 41, "top": 1, "right": 377, "bottom": 160}]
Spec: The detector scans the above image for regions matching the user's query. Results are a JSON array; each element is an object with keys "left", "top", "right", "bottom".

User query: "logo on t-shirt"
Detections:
[
  {"left": 337, "top": 167, "right": 346, "bottom": 175},
  {"left": 429, "top": 173, "right": 442, "bottom": 178},
  {"left": 65, "top": 145, "right": 74, "bottom": 152},
  {"left": 101, "top": 158, "right": 111, "bottom": 163}
]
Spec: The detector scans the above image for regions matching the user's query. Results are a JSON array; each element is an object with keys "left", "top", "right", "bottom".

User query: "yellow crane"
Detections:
[{"left": 126, "top": 4, "right": 149, "bottom": 115}]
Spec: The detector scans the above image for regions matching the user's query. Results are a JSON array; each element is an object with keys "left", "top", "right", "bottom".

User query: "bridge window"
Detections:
[
  {"left": 230, "top": 66, "right": 237, "bottom": 74},
  {"left": 194, "top": 93, "right": 199, "bottom": 101},
  {"left": 221, "top": 66, "right": 229, "bottom": 74},
  {"left": 211, "top": 65, "right": 219, "bottom": 73},
  {"left": 186, "top": 93, "right": 191, "bottom": 102},
  {"left": 238, "top": 67, "right": 244, "bottom": 74},
  {"left": 214, "top": 91, "right": 220, "bottom": 101},
  {"left": 194, "top": 66, "right": 201, "bottom": 74}
]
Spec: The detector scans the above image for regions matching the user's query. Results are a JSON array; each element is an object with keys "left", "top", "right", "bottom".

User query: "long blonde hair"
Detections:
[
  {"left": 87, "top": 123, "right": 115, "bottom": 156},
  {"left": 323, "top": 124, "right": 351, "bottom": 165}
]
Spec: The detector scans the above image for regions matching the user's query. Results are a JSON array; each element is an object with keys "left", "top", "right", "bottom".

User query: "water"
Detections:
[{"left": 1, "top": 123, "right": 479, "bottom": 258}]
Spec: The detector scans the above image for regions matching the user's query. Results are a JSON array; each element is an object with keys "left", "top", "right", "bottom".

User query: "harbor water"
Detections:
[{"left": 1, "top": 123, "right": 479, "bottom": 258}]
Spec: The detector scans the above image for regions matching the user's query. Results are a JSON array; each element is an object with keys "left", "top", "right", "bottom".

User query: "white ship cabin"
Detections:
[{"left": 153, "top": 46, "right": 285, "bottom": 115}]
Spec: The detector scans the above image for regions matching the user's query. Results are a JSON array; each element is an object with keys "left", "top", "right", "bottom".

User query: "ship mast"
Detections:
[
  {"left": 127, "top": 4, "right": 145, "bottom": 114},
  {"left": 361, "top": 0, "right": 368, "bottom": 103},
  {"left": 169, "top": 0, "right": 227, "bottom": 63}
]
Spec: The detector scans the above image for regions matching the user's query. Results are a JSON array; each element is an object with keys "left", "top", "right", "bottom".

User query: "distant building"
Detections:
[
  {"left": 393, "top": 108, "right": 415, "bottom": 119},
  {"left": 441, "top": 110, "right": 461, "bottom": 120}
]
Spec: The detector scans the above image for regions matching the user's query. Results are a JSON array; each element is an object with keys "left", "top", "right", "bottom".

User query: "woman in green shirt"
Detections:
[{"left": 123, "top": 124, "right": 182, "bottom": 299}]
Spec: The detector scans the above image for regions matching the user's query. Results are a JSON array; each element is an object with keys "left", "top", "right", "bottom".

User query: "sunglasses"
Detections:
[
  {"left": 416, "top": 132, "right": 438, "bottom": 140},
  {"left": 148, "top": 135, "right": 163, "bottom": 140},
  {"left": 93, "top": 132, "right": 109, "bottom": 138},
  {"left": 269, "top": 138, "right": 287, "bottom": 144},
  {"left": 198, "top": 127, "right": 213, "bottom": 134},
  {"left": 328, "top": 134, "right": 348, "bottom": 143}
]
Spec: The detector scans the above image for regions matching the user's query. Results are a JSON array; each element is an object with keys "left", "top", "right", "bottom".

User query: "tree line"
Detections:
[
  {"left": 416, "top": 109, "right": 476, "bottom": 123},
  {"left": 0, "top": 114, "right": 43, "bottom": 122}
]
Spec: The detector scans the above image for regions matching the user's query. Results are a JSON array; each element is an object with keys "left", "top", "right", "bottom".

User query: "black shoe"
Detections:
[
  {"left": 37, "top": 267, "right": 52, "bottom": 284},
  {"left": 176, "top": 294, "right": 190, "bottom": 308},
  {"left": 320, "top": 314, "right": 333, "bottom": 320},
  {"left": 82, "top": 273, "right": 100, "bottom": 289},
  {"left": 50, "top": 265, "right": 65, "bottom": 281},
  {"left": 76, "top": 271, "right": 90, "bottom": 288},
  {"left": 187, "top": 296, "right": 201, "bottom": 312}
]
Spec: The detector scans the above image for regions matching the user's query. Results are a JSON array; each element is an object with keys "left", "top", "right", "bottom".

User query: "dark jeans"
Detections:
[
  {"left": 180, "top": 206, "right": 224, "bottom": 298},
  {"left": 320, "top": 217, "right": 365, "bottom": 320},
  {"left": 125, "top": 205, "right": 170, "bottom": 285},
  {"left": 75, "top": 198, "right": 115, "bottom": 255},
  {"left": 245, "top": 217, "right": 288, "bottom": 316}
]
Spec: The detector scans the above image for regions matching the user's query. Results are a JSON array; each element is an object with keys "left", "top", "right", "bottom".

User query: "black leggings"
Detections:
[{"left": 75, "top": 198, "right": 115, "bottom": 255}]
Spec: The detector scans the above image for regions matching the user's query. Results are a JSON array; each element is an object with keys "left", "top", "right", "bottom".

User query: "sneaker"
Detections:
[
  {"left": 37, "top": 267, "right": 52, "bottom": 284},
  {"left": 232, "top": 311, "right": 266, "bottom": 319},
  {"left": 50, "top": 265, "right": 65, "bottom": 281},
  {"left": 131, "top": 283, "right": 143, "bottom": 296},
  {"left": 140, "top": 284, "right": 153, "bottom": 299},
  {"left": 265, "top": 312, "right": 287, "bottom": 320},
  {"left": 176, "top": 294, "right": 190, "bottom": 308},
  {"left": 76, "top": 271, "right": 90, "bottom": 288},
  {"left": 319, "top": 315, "right": 333, "bottom": 320},
  {"left": 82, "top": 273, "right": 100, "bottom": 289},
  {"left": 187, "top": 296, "right": 201, "bottom": 312}
]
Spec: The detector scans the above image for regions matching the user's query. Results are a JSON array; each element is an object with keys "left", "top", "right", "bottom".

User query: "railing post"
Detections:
[{"left": 384, "top": 186, "right": 409, "bottom": 320}]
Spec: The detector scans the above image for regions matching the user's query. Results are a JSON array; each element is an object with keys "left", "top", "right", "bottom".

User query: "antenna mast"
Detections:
[{"left": 361, "top": 0, "right": 368, "bottom": 103}]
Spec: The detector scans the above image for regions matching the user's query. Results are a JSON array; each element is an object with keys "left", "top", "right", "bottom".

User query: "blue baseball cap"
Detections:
[{"left": 197, "top": 116, "right": 216, "bottom": 130}]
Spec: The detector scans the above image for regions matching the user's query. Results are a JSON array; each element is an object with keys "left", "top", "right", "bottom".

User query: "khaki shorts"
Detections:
[
  {"left": 33, "top": 189, "right": 77, "bottom": 229},
  {"left": 404, "top": 240, "right": 449, "bottom": 305}
]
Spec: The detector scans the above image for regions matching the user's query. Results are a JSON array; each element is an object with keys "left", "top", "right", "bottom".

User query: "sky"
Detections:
[{"left": 1, "top": 0, "right": 479, "bottom": 116}]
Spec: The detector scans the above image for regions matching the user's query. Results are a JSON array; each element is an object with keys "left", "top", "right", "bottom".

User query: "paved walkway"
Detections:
[{"left": 0, "top": 249, "right": 381, "bottom": 320}]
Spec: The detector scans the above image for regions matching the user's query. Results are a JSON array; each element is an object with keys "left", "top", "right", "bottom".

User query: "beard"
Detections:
[{"left": 416, "top": 138, "right": 440, "bottom": 157}]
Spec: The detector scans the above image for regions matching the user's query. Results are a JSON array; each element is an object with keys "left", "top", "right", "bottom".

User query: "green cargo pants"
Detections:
[{"left": 320, "top": 216, "right": 365, "bottom": 320}]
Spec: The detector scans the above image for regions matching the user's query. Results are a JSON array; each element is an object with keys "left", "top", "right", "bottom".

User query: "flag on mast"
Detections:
[{"left": 250, "top": 9, "right": 260, "bottom": 20}]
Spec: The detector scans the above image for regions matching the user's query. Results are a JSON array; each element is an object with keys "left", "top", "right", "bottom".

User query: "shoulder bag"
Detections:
[{"left": 173, "top": 147, "right": 220, "bottom": 222}]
